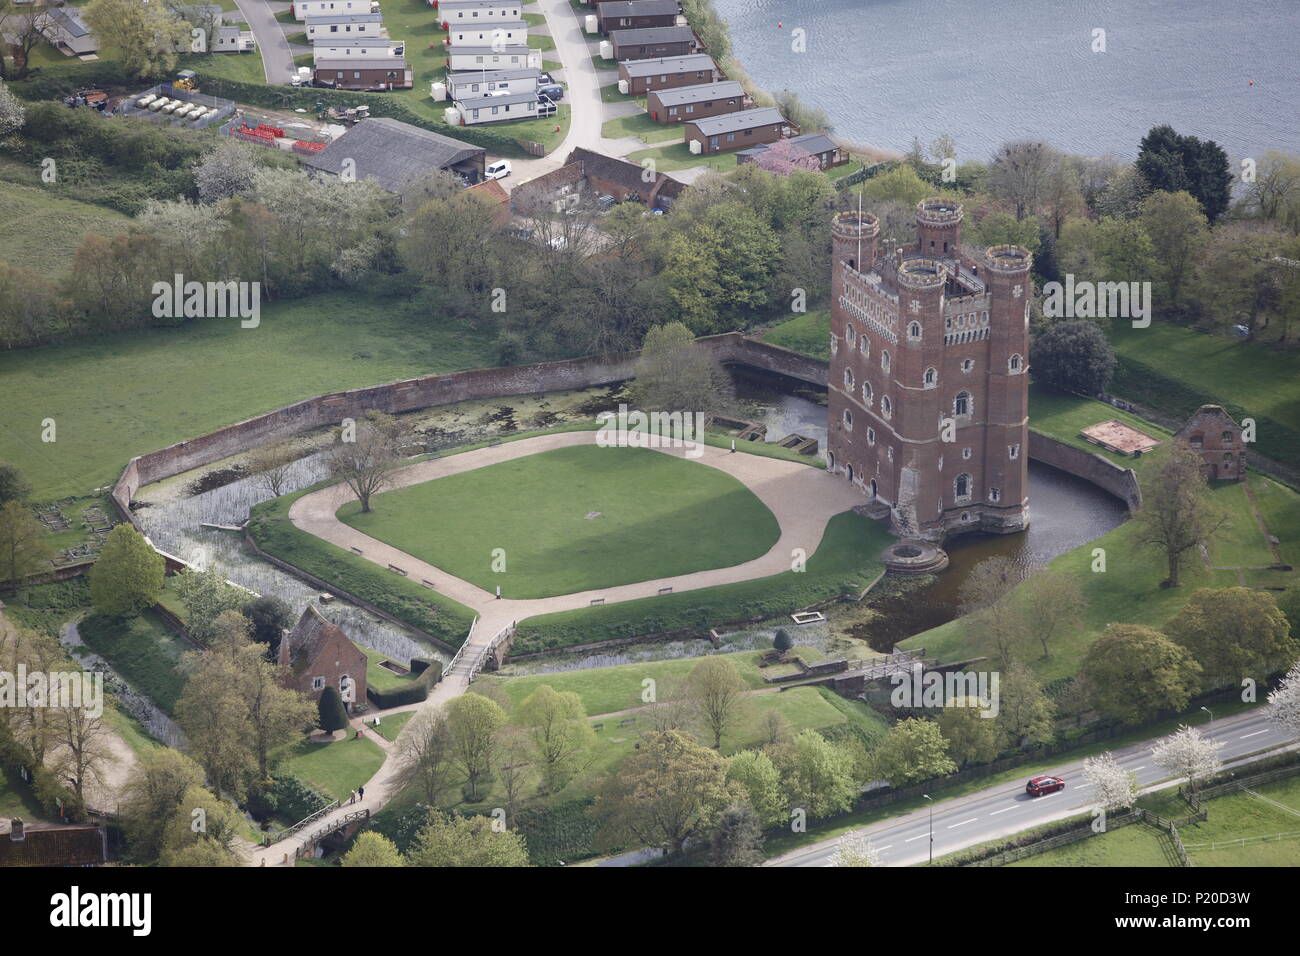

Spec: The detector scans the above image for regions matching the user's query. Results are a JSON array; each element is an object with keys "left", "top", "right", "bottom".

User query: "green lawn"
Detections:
[
  {"left": 0, "top": 292, "right": 496, "bottom": 501},
  {"left": 340, "top": 445, "right": 782, "bottom": 599},
  {"left": 600, "top": 83, "right": 644, "bottom": 105},
  {"left": 1006, "top": 822, "right": 1174, "bottom": 867},
  {"left": 0, "top": 767, "right": 46, "bottom": 822},
  {"left": 361, "top": 647, "right": 422, "bottom": 693},
  {"left": 0, "top": 181, "right": 129, "bottom": 271},
  {"left": 1109, "top": 322, "right": 1300, "bottom": 470},
  {"left": 276, "top": 734, "right": 386, "bottom": 801},
  {"left": 901, "top": 388, "right": 1300, "bottom": 683},
  {"left": 600, "top": 112, "right": 683, "bottom": 145},
  {"left": 77, "top": 611, "right": 190, "bottom": 714},
  {"left": 760, "top": 308, "right": 831, "bottom": 360},
  {"left": 627, "top": 141, "right": 739, "bottom": 173},
  {"left": 370, "top": 709, "right": 415, "bottom": 742}
]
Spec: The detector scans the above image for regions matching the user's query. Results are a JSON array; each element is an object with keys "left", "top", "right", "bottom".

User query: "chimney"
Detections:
[{"left": 10, "top": 818, "right": 24, "bottom": 841}]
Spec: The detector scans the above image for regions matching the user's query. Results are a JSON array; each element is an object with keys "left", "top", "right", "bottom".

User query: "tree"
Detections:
[
  {"left": 593, "top": 730, "right": 730, "bottom": 855},
  {"left": 710, "top": 804, "right": 765, "bottom": 867},
  {"left": 1082, "top": 751, "right": 1139, "bottom": 810},
  {"left": 173, "top": 566, "right": 246, "bottom": 643},
  {"left": 0, "top": 463, "right": 31, "bottom": 505},
  {"left": 84, "top": 0, "right": 190, "bottom": 79},
  {"left": 1093, "top": 216, "right": 1157, "bottom": 280},
  {"left": 754, "top": 138, "right": 822, "bottom": 176},
  {"left": 627, "top": 321, "right": 735, "bottom": 416},
  {"left": 662, "top": 202, "right": 780, "bottom": 333},
  {"left": 858, "top": 165, "right": 932, "bottom": 207},
  {"left": 0, "top": 500, "right": 52, "bottom": 587},
  {"left": 396, "top": 709, "right": 455, "bottom": 806},
  {"left": 967, "top": 593, "right": 1031, "bottom": 670},
  {"left": 937, "top": 698, "right": 1003, "bottom": 768},
  {"left": 725, "top": 749, "right": 785, "bottom": 825},
  {"left": 118, "top": 748, "right": 205, "bottom": 863},
  {"left": 1018, "top": 567, "right": 1085, "bottom": 659},
  {"left": 1080, "top": 624, "right": 1201, "bottom": 724},
  {"left": 829, "top": 832, "right": 882, "bottom": 867},
  {"left": 1151, "top": 725, "right": 1223, "bottom": 797},
  {"left": 88, "top": 524, "right": 164, "bottom": 617},
  {"left": 0, "top": 3, "right": 52, "bottom": 81},
  {"left": 241, "top": 595, "right": 293, "bottom": 656},
  {"left": 195, "top": 138, "right": 260, "bottom": 204},
  {"left": 1244, "top": 150, "right": 1300, "bottom": 227},
  {"left": 1141, "top": 190, "right": 1210, "bottom": 310},
  {"left": 1136, "top": 125, "right": 1232, "bottom": 224},
  {"left": 341, "top": 831, "right": 404, "bottom": 867},
  {"left": 1030, "top": 320, "right": 1116, "bottom": 396},
  {"left": 1162, "top": 587, "right": 1296, "bottom": 689},
  {"left": 772, "top": 628, "right": 793, "bottom": 653},
  {"left": 446, "top": 692, "right": 506, "bottom": 802},
  {"left": 771, "top": 729, "right": 857, "bottom": 819},
  {"left": 247, "top": 442, "right": 299, "bottom": 499},
  {"left": 869, "top": 718, "right": 957, "bottom": 786},
  {"left": 1132, "top": 442, "right": 1227, "bottom": 587},
  {"left": 988, "top": 140, "right": 1056, "bottom": 220},
  {"left": 51, "top": 702, "right": 116, "bottom": 807},
  {"left": 157, "top": 784, "right": 243, "bottom": 866},
  {"left": 687, "top": 656, "right": 748, "bottom": 750},
  {"left": 1042, "top": 153, "right": 1085, "bottom": 239},
  {"left": 1266, "top": 660, "right": 1300, "bottom": 738},
  {"left": 759, "top": 710, "right": 792, "bottom": 748},
  {"left": 318, "top": 686, "right": 349, "bottom": 735},
  {"left": 494, "top": 727, "right": 535, "bottom": 827},
  {"left": 406, "top": 813, "right": 530, "bottom": 867},
  {"left": 515, "top": 684, "right": 594, "bottom": 794},
  {"left": 327, "top": 411, "right": 408, "bottom": 514},
  {"left": 958, "top": 555, "right": 1026, "bottom": 614},
  {"left": 997, "top": 664, "right": 1055, "bottom": 747}
]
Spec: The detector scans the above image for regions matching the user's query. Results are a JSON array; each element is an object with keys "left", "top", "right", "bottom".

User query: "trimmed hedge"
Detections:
[
  {"left": 248, "top": 772, "right": 333, "bottom": 823},
  {"left": 366, "top": 660, "right": 443, "bottom": 709}
]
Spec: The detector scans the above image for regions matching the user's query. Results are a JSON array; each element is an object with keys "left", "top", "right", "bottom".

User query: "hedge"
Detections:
[
  {"left": 247, "top": 772, "right": 333, "bottom": 823},
  {"left": 366, "top": 659, "right": 443, "bottom": 709}
]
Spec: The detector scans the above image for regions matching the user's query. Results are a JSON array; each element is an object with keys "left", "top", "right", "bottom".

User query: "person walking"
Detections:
[
  {"left": 358, "top": 785, "right": 365, "bottom": 801},
  {"left": 349, "top": 790, "right": 356, "bottom": 805}
]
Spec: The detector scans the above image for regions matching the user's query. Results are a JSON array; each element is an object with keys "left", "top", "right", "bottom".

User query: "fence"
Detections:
[
  {"left": 264, "top": 798, "right": 341, "bottom": 846},
  {"left": 1183, "top": 757, "right": 1300, "bottom": 806},
  {"left": 962, "top": 809, "right": 1143, "bottom": 867},
  {"left": 1184, "top": 829, "right": 1300, "bottom": 852},
  {"left": 294, "top": 808, "right": 370, "bottom": 858}
]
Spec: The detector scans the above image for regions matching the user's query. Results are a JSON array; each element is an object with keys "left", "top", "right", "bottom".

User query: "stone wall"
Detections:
[
  {"left": 110, "top": 333, "right": 826, "bottom": 524},
  {"left": 1027, "top": 432, "right": 1142, "bottom": 512}
]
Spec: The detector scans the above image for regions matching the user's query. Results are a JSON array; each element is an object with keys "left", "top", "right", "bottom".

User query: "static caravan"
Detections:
[
  {"left": 304, "top": 14, "right": 385, "bottom": 40},
  {"left": 294, "top": 0, "right": 380, "bottom": 21},
  {"left": 453, "top": 90, "right": 551, "bottom": 125},
  {"left": 446, "top": 44, "right": 541, "bottom": 71},
  {"left": 435, "top": 0, "right": 524, "bottom": 25},
  {"left": 446, "top": 67, "right": 540, "bottom": 100},
  {"left": 313, "top": 37, "right": 405, "bottom": 62},
  {"left": 446, "top": 21, "right": 528, "bottom": 46},
  {"left": 314, "top": 57, "right": 414, "bottom": 90}
]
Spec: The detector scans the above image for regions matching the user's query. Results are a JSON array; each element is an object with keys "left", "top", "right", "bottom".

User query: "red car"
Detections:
[{"left": 1026, "top": 775, "right": 1066, "bottom": 796}]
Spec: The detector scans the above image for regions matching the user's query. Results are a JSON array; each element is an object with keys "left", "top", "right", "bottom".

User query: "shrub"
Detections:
[
  {"left": 318, "top": 686, "right": 350, "bottom": 733},
  {"left": 1030, "top": 319, "right": 1116, "bottom": 396}
]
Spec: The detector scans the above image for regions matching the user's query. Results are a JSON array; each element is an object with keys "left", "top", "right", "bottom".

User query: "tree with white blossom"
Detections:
[
  {"left": 1082, "top": 751, "right": 1139, "bottom": 810},
  {"left": 1151, "top": 725, "right": 1223, "bottom": 797},
  {"left": 829, "top": 832, "right": 882, "bottom": 867},
  {"left": 1266, "top": 660, "right": 1300, "bottom": 737}
]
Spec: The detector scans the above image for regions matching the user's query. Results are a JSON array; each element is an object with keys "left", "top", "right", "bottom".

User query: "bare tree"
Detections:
[
  {"left": 1018, "top": 567, "right": 1085, "bottom": 659},
  {"left": 396, "top": 709, "right": 455, "bottom": 806},
  {"left": 687, "top": 657, "right": 748, "bottom": 750},
  {"left": 988, "top": 140, "right": 1056, "bottom": 220},
  {"left": 327, "top": 412, "right": 408, "bottom": 513},
  {"left": 248, "top": 442, "right": 299, "bottom": 498},
  {"left": 53, "top": 705, "right": 116, "bottom": 808}
]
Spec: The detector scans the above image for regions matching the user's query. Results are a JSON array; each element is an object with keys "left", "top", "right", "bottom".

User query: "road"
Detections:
[
  {"left": 769, "top": 707, "right": 1296, "bottom": 867},
  {"left": 232, "top": 0, "right": 297, "bottom": 84}
]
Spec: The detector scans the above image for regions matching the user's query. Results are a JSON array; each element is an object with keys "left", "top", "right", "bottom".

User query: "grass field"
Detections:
[
  {"left": 1006, "top": 821, "right": 1175, "bottom": 866},
  {"left": 275, "top": 734, "right": 386, "bottom": 801},
  {"left": 0, "top": 292, "right": 496, "bottom": 501},
  {"left": 600, "top": 113, "right": 683, "bottom": 145},
  {"left": 1110, "top": 322, "right": 1300, "bottom": 470},
  {"left": 0, "top": 182, "right": 129, "bottom": 271},
  {"left": 370, "top": 710, "right": 414, "bottom": 742},
  {"left": 0, "top": 768, "right": 46, "bottom": 822},
  {"left": 627, "top": 141, "right": 739, "bottom": 173},
  {"left": 760, "top": 308, "right": 831, "bottom": 360},
  {"left": 339, "top": 445, "right": 782, "bottom": 598}
]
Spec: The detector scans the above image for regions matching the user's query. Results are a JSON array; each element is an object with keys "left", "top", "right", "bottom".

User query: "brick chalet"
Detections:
[
  {"left": 511, "top": 146, "right": 686, "bottom": 214},
  {"left": 278, "top": 605, "right": 368, "bottom": 713},
  {"left": 617, "top": 53, "right": 718, "bottom": 94},
  {"left": 1175, "top": 404, "right": 1248, "bottom": 481}
]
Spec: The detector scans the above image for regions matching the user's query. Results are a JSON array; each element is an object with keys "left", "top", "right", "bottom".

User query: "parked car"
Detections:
[
  {"left": 1026, "top": 775, "right": 1066, "bottom": 796},
  {"left": 539, "top": 83, "right": 564, "bottom": 100},
  {"left": 485, "top": 160, "right": 512, "bottom": 180},
  {"left": 538, "top": 71, "right": 554, "bottom": 85}
]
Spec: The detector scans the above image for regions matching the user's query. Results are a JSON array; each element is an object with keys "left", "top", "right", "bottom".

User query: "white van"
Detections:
[{"left": 485, "top": 160, "right": 512, "bottom": 180}]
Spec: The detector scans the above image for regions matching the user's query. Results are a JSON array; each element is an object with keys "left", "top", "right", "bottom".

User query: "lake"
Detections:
[{"left": 714, "top": 0, "right": 1300, "bottom": 161}]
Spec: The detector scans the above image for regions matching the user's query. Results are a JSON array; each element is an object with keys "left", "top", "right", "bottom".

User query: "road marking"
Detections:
[
  {"left": 989, "top": 806, "right": 1018, "bottom": 816},
  {"left": 1074, "top": 784, "right": 1089, "bottom": 789},
  {"left": 1240, "top": 729, "right": 1270, "bottom": 739},
  {"left": 1130, "top": 766, "right": 1145, "bottom": 772},
  {"left": 1039, "top": 791, "right": 1062, "bottom": 799},
  {"left": 948, "top": 817, "right": 978, "bottom": 829},
  {"left": 904, "top": 834, "right": 928, "bottom": 843},
  {"left": 876, "top": 845, "right": 893, "bottom": 851}
]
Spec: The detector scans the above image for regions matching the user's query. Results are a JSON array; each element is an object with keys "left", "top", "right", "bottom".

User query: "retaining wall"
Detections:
[{"left": 1027, "top": 432, "right": 1142, "bottom": 512}]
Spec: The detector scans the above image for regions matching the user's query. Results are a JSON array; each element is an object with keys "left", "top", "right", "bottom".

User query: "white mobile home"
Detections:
[
  {"left": 445, "top": 67, "right": 539, "bottom": 100},
  {"left": 446, "top": 21, "right": 528, "bottom": 46},
  {"left": 453, "top": 90, "right": 553, "bottom": 126},
  {"left": 313, "top": 36, "right": 405, "bottom": 61},
  {"left": 304, "top": 13, "right": 385, "bottom": 40},
  {"left": 434, "top": 1, "right": 524, "bottom": 24},
  {"left": 40, "top": 7, "right": 98, "bottom": 55},
  {"left": 294, "top": 0, "right": 380, "bottom": 21},
  {"left": 446, "top": 44, "right": 540, "bottom": 71}
]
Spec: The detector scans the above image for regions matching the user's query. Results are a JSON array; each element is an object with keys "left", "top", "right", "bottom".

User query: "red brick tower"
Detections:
[{"left": 827, "top": 199, "right": 1031, "bottom": 540}]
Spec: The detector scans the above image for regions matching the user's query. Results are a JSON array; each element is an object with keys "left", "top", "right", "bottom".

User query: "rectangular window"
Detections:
[
  {"left": 353, "top": 71, "right": 360, "bottom": 78},
  {"left": 1009, "top": 444, "right": 1020, "bottom": 460}
]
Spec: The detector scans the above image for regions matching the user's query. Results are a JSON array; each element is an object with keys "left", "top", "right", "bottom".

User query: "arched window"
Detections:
[
  {"left": 862, "top": 381, "right": 873, "bottom": 404},
  {"left": 843, "top": 409, "right": 853, "bottom": 429},
  {"left": 867, "top": 427, "right": 876, "bottom": 445},
  {"left": 845, "top": 323, "right": 856, "bottom": 346},
  {"left": 923, "top": 367, "right": 937, "bottom": 388},
  {"left": 859, "top": 336, "right": 869, "bottom": 357},
  {"left": 961, "top": 358, "right": 974, "bottom": 373},
  {"left": 844, "top": 367, "right": 854, "bottom": 390},
  {"left": 955, "top": 391, "right": 971, "bottom": 417},
  {"left": 1009, "top": 353, "right": 1023, "bottom": 373},
  {"left": 908, "top": 321, "right": 922, "bottom": 341},
  {"left": 827, "top": 451, "right": 836, "bottom": 470},
  {"left": 955, "top": 473, "right": 972, "bottom": 500},
  {"left": 881, "top": 396, "right": 892, "bottom": 419},
  {"left": 881, "top": 350, "right": 890, "bottom": 372}
]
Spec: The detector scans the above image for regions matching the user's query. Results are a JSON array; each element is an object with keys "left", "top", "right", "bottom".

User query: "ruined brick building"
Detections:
[
  {"left": 1175, "top": 404, "right": 1247, "bottom": 481},
  {"left": 826, "top": 199, "right": 1033, "bottom": 539}
]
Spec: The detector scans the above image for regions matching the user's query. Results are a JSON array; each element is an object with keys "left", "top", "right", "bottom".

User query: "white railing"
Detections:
[
  {"left": 466, "top": 620, "right": 516, "bottom": 683},
  {"left": 443, "top": 615, "right": 478, "bottom": 677}
]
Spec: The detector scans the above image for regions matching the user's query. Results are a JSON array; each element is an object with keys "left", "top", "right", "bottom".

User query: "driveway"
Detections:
[{"left": 232, "top": 0, "right": 296, "bottom": 84}]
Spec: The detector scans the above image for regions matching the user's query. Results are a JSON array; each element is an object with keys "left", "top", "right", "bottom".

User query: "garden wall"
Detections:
[
  {"left": 109, "top": 333, "right": 826, "bottom": 521},
  {"left": 1027, "top": 432, "right": 1142, "bottom": 512}
]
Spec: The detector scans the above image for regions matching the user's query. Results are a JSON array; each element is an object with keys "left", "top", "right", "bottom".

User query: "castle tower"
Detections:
[{"left": 826, "top": 201, "right": 1031, "bottom": 540}]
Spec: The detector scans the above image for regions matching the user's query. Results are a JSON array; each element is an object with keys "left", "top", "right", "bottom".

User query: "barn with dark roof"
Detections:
[{"left": 302, "top": 117, "right": 486, "bottom": 192}]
